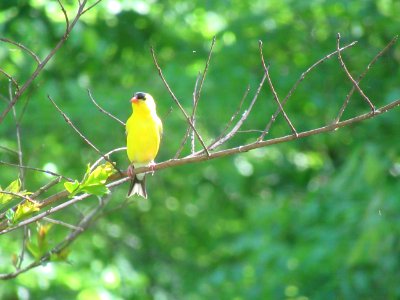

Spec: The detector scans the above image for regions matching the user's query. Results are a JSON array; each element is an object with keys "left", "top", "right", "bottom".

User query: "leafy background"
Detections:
[{"left": 1, "top": 0, "right": 400, "bottom": 299}]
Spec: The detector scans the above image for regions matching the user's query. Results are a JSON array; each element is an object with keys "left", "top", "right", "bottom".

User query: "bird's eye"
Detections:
[{"left": 135, "top": 92, "right": 146, "bottom": 100}]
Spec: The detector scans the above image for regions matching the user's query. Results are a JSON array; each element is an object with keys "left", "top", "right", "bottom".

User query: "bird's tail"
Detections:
[{"left": 127, "top": 175, "right": 147, "bottom": 198}]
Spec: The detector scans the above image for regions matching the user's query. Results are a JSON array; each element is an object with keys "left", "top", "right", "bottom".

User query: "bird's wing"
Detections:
[{"left": 157, "top": 116, "right": 163, "bottom": 139}]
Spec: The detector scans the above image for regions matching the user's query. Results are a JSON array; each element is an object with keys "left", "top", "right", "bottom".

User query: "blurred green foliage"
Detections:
[{"left": 1, "top": 0, "right": 400, "bottom": 299}]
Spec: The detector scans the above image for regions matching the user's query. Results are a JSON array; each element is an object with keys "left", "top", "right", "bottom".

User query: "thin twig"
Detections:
[
  {"left": 31, "top": 177, "right": 63, "bottom": 199},
  {"left": 174, "top": 73, "right": 201, "bottom": 158},
  {"left": 0, "top": 146, "right": 18, "bottom": 156},
  {"left": 336, "top": 33, "right": 375, "bottom": 112},
  {"left": 259, "top": 40, "right": 298, "bottom": 136},
  {"left": 16, "top": 226, "right": 28, "bottom": 270},
  {"left": 89, "top": 147, "right": 126, "bottom": 172},
  {"left": 237, "top": 129, "right": 265, "bottom": 134},
  {"left": 43, "top": 217, "right": 83, "bottom": 231},
  {"left": 87, "top": 89, "right": 125, "bottom": 126},
  {"left": 0, "top": 38, "right": 41, "bottom": 64},
  {"left": 188, "top": 37, "right": 216, "bottom": 155},
  {"left": 209, "top": 85, "right": 250, "bottom": 146},
  {"left": 0, "top": 68, "right": 20, "bottom": 91},
  {"left": 178, "top": 38, "right": 216, "bottom": 156},
  {"left": 47, "top": 95, "right": 123, "bottom": 175},
  {"left": 0, "top": 0, "right": 88, "bottom": 124},
  {"left": 0, "top": 191, "right": 35, "bottom": 202},
  {"left": 207, "top": 73, "right": 267, "bottom": 152},
  {"left": 9, "top": 82, "right": 24, "bottom": 188},
  {"left": 191, "top": 73, "right": 201, "bottom": 154},
  {"left": 151, "top": 47, "right": 211, "bottom": 156},
  {"left": 80, "top": 0, "right": 103, "bottom": 15},
  {"left": 0, "top": 160, "right": 71, "bottom": 180},
  {"left": 258, "top": 40, "right": 358, "bottom": 141},
  {"left": 57, "top": 0, "right": 70, "bottom": 34},
  {"left": 334, "top": 35, "right": 398, "bottom": 123},
  {"left": 17, "top": 88, "right": 34, "bottom": 124},
  {"left": 195, "top": 36, "right": 216, "bottom": 101}
]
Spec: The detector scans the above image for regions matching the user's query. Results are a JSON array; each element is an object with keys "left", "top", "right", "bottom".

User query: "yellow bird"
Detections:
[{"left": 126, "top": 92, "right": 163, "bottom": 198}]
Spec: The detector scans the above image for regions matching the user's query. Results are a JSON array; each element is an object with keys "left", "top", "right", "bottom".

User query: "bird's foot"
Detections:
[
  {"left": 149, "top": 161, "right": 156, "bottom": 176},
  {"left": 127, "top": 165, "right": 135, "bottom": 178}
]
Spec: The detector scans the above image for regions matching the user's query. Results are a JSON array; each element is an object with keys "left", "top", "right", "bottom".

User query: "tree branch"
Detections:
[
  {"left": 151, "top": 47, "right": 211, "bottom": 156},
  {"left": 334, "top": 35, "right": 398, "bottom": 123},
  {"left": 0, "top": 0, "right": 90, "bottom": 124},
  {"left": 336, "top": 33, "right": 375, "bottom": 112}
]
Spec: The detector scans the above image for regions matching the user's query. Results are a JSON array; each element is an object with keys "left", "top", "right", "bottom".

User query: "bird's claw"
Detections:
[
  {"left": 127, "top": 165, "right": 134, "bottom": 178},
  {"left": 149, "top": 162, "right": 156, "bottom": 176}
]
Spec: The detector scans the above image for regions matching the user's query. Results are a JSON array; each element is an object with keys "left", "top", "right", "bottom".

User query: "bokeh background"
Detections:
[{"left": 1, "top": 0, "right": 400, "bottom": 299}]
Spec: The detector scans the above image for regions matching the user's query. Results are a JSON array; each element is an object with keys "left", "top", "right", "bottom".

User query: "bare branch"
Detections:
[
  {"left": 191, "top": 73, "right": 201, "bottom": 154},
  {"left": 0, "top": 160, "right": 71, "bottom": 181},
  {"left": 9, "top": 82, "right": 24, "bottom": 188},
  {"left": 42, "top": 217, "right": 84, "bottom": 231},
  {"left": 0, "top": 68, "right": 20, "bottom": 91},
  {"left": 0, "top": 146, "right": 18, "bottom": 156},
  {"left": 334, "top": 35, "right": 398, "bottom": 123},
  {"left": 57, "top": 0, "right": 70, "bottom": 33},
  {"left": 47, "top": 95, "right": 123, "bottom": 175},
  {"left": 89, "top": 147, "right": 126, "bottom": 172},
  {"left": 259, "top": 40, "right": 298, "bottom": 137},
  {"left": 259, "top": 40, "right": 358, "bottom": 140},
  {"left": 87, "top": 89, "right": 125, "bottom": 126},
  {"left": 150, "top": 46, "right": 211, "bottom": 156},
  {"left": 209, "top": 85, "right": 250, "bottom": 146},
  {"left": 207, "top": 73, "right": 267, "bottom": 152},
  {"left": 81, "top": 0, "right": 103, "bottom": 15},
  {"left": 0, "top": 38, "right": 41, "bottom": 64},
  {"left": 16, "top": 226, "right": 28, "bottom": 270},
  {"left": 31, "top": 177, "right": 63, "bottom": 199},
  {"left": 184, "top": 38, "right": 216, "bottom": 155},
  {"left": 174, "top": 73, "right": 202, "bottom": 158},
  {"left": 0, "top": 0, "right": 89, "bottom": 124},
  {"left": 336, "top": 33, "right": 376, "bottom": 112},
  {"left": 195, "top": 36, "right": 216, "bottom": 102},
  {"left": 0, "top": 191, "right": 35, "bottom": 202}
]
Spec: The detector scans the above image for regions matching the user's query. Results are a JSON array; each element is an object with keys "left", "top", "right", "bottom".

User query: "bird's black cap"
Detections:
[{"left": 134, "top": 92, "right": 146, "bottom": 100}]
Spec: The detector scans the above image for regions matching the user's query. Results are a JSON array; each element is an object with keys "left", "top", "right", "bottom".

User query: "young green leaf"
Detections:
[
  {"left": 0, "top": 178, "right": 21, "bottom": 204},
  {"left": 27, "top": 223, "right": 52, "bottom": 260},
  {"left": 13, "top": 201, "right": 40, "bottom": 223},
  {"left": 64, "top": 180, "right": 80, "bottom": 197},
  {"left": 63, "top": 162, "right": 116, "bottom": 197}
]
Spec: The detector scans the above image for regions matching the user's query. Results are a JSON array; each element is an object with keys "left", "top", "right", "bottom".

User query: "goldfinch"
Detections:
[{"left": 126, "top": 92, "right": 163, "bottom": 198}]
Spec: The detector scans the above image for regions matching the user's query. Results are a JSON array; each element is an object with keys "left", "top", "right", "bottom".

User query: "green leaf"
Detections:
[
  {"left": 0, "top": 178, "right": 21, "bottom": 204},
  {"left": 63, "top": 162, "right": 115, "bottom": 197},
  {"left": 84, "top": 162, "right": 115, "bottom": 187},
  {"left": 64, "top": 180, "right": 80, "bottom": 197},
  {"left": 13, "top": 201, "right": 40, "bottom": 223},
  {"left": 26, "top": 223, "right": 52, "bottom": 260},
  {"left": 81, "top": 184, "right": 109, "bottom": 196}
]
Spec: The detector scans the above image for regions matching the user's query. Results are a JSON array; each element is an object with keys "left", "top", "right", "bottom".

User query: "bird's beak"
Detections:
[{"left": 130, "top": 97, "right": 138, "bottom": 103}]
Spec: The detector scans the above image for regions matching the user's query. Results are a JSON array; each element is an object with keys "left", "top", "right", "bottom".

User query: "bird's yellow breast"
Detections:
[{"left": 126, "top": 107, "right": 161, "bottom": 164}]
